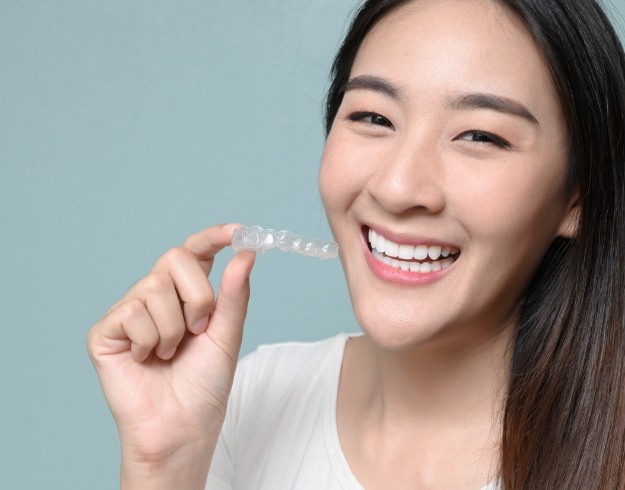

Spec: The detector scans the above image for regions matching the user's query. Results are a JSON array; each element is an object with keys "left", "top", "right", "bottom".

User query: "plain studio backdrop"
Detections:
[{"left": 1, "top": 1, "right": 624, "bottom": 488}]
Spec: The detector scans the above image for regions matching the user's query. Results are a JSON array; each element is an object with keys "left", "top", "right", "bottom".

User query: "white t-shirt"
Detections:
[{"left": 206, "top": 334, "right": 499, "bottom": 489}]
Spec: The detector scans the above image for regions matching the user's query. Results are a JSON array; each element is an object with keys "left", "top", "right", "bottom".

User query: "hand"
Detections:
[{"left": 87, "top": 223, "right": 255, "bottom": 485}]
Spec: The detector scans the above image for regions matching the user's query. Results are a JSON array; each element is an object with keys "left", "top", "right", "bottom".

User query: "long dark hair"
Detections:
[{"left": 324, "top": 0, "right": 625, "bottom": 487}]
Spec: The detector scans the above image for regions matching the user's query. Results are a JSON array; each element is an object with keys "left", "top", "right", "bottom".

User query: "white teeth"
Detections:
[
  {"left": 441, "top": 258, "right": 453, "bottom": 269},
  {"left": 398, "top": 244, "right": 414, "bottom": 260},
  {"left": 385, "top": 240, "right": 399, "bottom": 258},
  {"left": 375, "top": 235, "right": 386, "bottom": 254},
  {"left": 414, "top": 245, "right": 428, "bottom": 260},
  {"left": 368, "top": 228, "right": 459, "bottom": 273},
  {"left": 371, "top": 249, "right": 455, "bottom": 274},
  {"left": 428, "top": 245, "right": 442, "bottom": 261}
]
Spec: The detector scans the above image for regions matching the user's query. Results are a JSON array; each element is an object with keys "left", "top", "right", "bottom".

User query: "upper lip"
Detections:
[{"left": 364, "top": 223, "right": 462, "bottom": 250}]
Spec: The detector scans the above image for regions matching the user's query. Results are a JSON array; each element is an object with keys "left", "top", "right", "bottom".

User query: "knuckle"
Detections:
[
  {"left": 164, "top": 246, "right": 194, "bottom": 266},
  {"left": 116, "top": 298, "right": 145, "bottom": 323},
  {"left": 141, "top": 272, "right": 172, "bottom": 295}
]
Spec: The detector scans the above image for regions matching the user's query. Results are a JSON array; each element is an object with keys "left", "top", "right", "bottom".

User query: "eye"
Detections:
[
  {"left": 347, "top": 111, "right": 395, "bottom": 130},
  {"left": 455, "top": 130, "right": 511, "bottom": 149}
]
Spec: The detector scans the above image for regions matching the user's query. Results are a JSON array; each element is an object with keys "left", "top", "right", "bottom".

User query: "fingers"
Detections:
[
  {"left": 205, "top": 250, "right": 256, "bottom": 362},
  {"left": 95, "top": 261, "right": 205, "bottom": 362},
  {"left": 89, "top": 223, "right": 254, "bottom": 364},
  {"left": 183, "top": 223, "right": 242, "bottom": 275},
  {"left": 93, "top": 272, "right": 186, "bottom": 361},
  {"left": 92, "top": 269, "right": 205, "bottom": 362},
  {"left": 141, "top": 273, "right": 186, "bottom": 358},
  {"left": 150, "top": 247, "right": 216, "bottom": 335},
  {"left": 91, "top": 299, "right": 160, "bottom": 363}
]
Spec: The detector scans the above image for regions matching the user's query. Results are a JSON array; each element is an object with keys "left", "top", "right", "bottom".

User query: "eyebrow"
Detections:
[
  {"left": 342, "top": 75, "right": 539, "bottom": 125},
  {"left": 342, "top": 75, "right": 404, "bottom": 102},
  {"left": 446, "top": 92, "right": 539, "bottom": 125}
]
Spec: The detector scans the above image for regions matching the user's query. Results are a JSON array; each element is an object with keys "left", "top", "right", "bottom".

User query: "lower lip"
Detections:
[{"left": 363, "top": 241, "right": 454, "bottom": 287}]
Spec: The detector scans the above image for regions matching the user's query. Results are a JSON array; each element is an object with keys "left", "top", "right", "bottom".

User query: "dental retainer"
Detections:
[{"left": 232, "top": 225, "right": 339, "bottom": 260}]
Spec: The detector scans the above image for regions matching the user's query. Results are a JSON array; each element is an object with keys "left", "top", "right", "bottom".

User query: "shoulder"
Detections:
[
  {"left": 223, "top": 334, "right": 351, "bottom": 424},
  {"left": 234, "top": 334, "right": 350, "bottom": 394},
  {"left": 210, "top": 334, "right": 358, "bottom": 487},
  {"left": 242, "top": 333, "right": 349, "bottom": 368},
  {"left": 219, "top": 334, "right": 351, "bottom": 455}
]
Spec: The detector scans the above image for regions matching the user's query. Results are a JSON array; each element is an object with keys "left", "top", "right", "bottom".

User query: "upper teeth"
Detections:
[{"left": 368, "top": 228, "right": 458, "bottom": 261}]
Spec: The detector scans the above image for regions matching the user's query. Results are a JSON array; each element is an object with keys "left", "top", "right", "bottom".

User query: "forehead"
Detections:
[{"left": 351, "top": 0, "right": 561, "bottom": 119}]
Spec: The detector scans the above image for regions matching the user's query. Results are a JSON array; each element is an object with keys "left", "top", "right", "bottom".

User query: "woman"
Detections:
[{"left": 87, "top": 0, "right": 625, "bottom": 488}]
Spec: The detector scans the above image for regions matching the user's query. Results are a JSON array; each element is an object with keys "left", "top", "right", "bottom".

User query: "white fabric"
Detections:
[{"left": 206, "top": 334, "right": 499, "bottom": 490}]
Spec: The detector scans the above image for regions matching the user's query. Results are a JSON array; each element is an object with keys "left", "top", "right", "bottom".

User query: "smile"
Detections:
[{"left": 368, "top": 228, "right": 460, "bottom": 274}]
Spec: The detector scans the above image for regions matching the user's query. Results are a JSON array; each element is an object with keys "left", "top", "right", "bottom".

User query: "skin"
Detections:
[
  {"left": 87, "top": 0, "right": 578, "bottom": 488},
  {"left": 87, "top": 224, "right": 256, "bottom": 489},
  {"left": 320, "top": 0, "right": 577, "bottom": 488}
]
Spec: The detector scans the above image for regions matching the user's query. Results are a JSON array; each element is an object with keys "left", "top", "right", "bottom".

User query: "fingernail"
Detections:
[{"left": 192, "top": 316, "right": 209, "bottom": 334}]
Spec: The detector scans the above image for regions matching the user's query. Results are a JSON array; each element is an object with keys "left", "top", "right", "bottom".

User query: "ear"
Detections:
[{"left": 556, "top": 188, "right": 580, "bottom": 239}]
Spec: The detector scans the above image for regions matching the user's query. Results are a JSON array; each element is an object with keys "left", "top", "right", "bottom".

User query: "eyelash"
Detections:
[
  {"left": 454, "top": 130, "right": 511, "bottom": 149},
  {"left": 345, "top": 111, "right": 511, "bottom": 149},
  {"left": 346, "top": 111, "right": 395, "bottom": 129}
]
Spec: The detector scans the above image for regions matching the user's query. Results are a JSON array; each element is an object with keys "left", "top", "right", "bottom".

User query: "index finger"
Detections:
[{"left": 182, "top": 223, "right": 242, "bottom": 273}]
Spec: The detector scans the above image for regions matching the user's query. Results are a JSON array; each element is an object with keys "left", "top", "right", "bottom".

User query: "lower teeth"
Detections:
[{"left": 372, "top": 249, "right": 454, "bottom": 273}]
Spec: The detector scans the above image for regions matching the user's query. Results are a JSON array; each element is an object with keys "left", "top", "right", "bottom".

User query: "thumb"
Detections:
[{"left": 205, "top": 251, "right": 256, "bottom": 360}]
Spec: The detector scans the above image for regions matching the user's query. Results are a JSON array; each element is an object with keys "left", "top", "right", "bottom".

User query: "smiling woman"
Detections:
[
  {"left": 322, "top": 0, "right": 574, "bottom": 359},
  {"left": 87, "top": 0, "right": 625, "bottom": 488}
]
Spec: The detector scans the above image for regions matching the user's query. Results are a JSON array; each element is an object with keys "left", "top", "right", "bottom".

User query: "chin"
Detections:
[{"left": 352, "top": 298, "right": 447, "bottom": 352}]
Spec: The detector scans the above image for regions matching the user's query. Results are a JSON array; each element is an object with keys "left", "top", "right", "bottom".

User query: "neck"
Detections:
[
  {"left": 344, "top": 322, "right": 514, "bottom": 433},
  {"left": 337, "top": 322, "right": 515, "bottom": 488}
]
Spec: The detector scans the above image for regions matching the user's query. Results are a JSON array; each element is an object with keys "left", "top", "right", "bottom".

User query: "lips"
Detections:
[{"left": 366, "top": 226, "right": 460, "bottom": 274}]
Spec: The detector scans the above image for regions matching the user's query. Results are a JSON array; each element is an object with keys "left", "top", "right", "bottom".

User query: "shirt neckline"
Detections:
[{"left": 322, "top": 333, "right": 500, "bottom": 490}]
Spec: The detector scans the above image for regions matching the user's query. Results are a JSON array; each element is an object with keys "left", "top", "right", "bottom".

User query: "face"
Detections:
[{"left": 320, "top": 0, "right": 577, "bottom": 351}]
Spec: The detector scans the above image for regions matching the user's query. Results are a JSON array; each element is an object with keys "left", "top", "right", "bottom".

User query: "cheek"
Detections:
[
  {"left": 318, "top": 149, "right": 338, "bottom": 212},
  {"left": 319, "top": 133, "right": 366, "bottom": 215},
  {"left": 454, "top": 157, "right": 570, "bottom": 260}
]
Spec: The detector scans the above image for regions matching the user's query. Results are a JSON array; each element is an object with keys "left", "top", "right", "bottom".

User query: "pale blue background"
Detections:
[{"left": 1, "top": 1, "right": 624, "bottom": 488}]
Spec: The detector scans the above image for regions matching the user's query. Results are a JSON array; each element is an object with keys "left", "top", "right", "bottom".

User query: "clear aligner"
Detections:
[{"left": 232, "top": 225, "right": 339, "bottom": 260}]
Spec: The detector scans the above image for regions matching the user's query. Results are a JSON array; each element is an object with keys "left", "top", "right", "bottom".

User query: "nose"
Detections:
[{"left": 367, "top": 132, "right": 446, "bottom": 215}]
